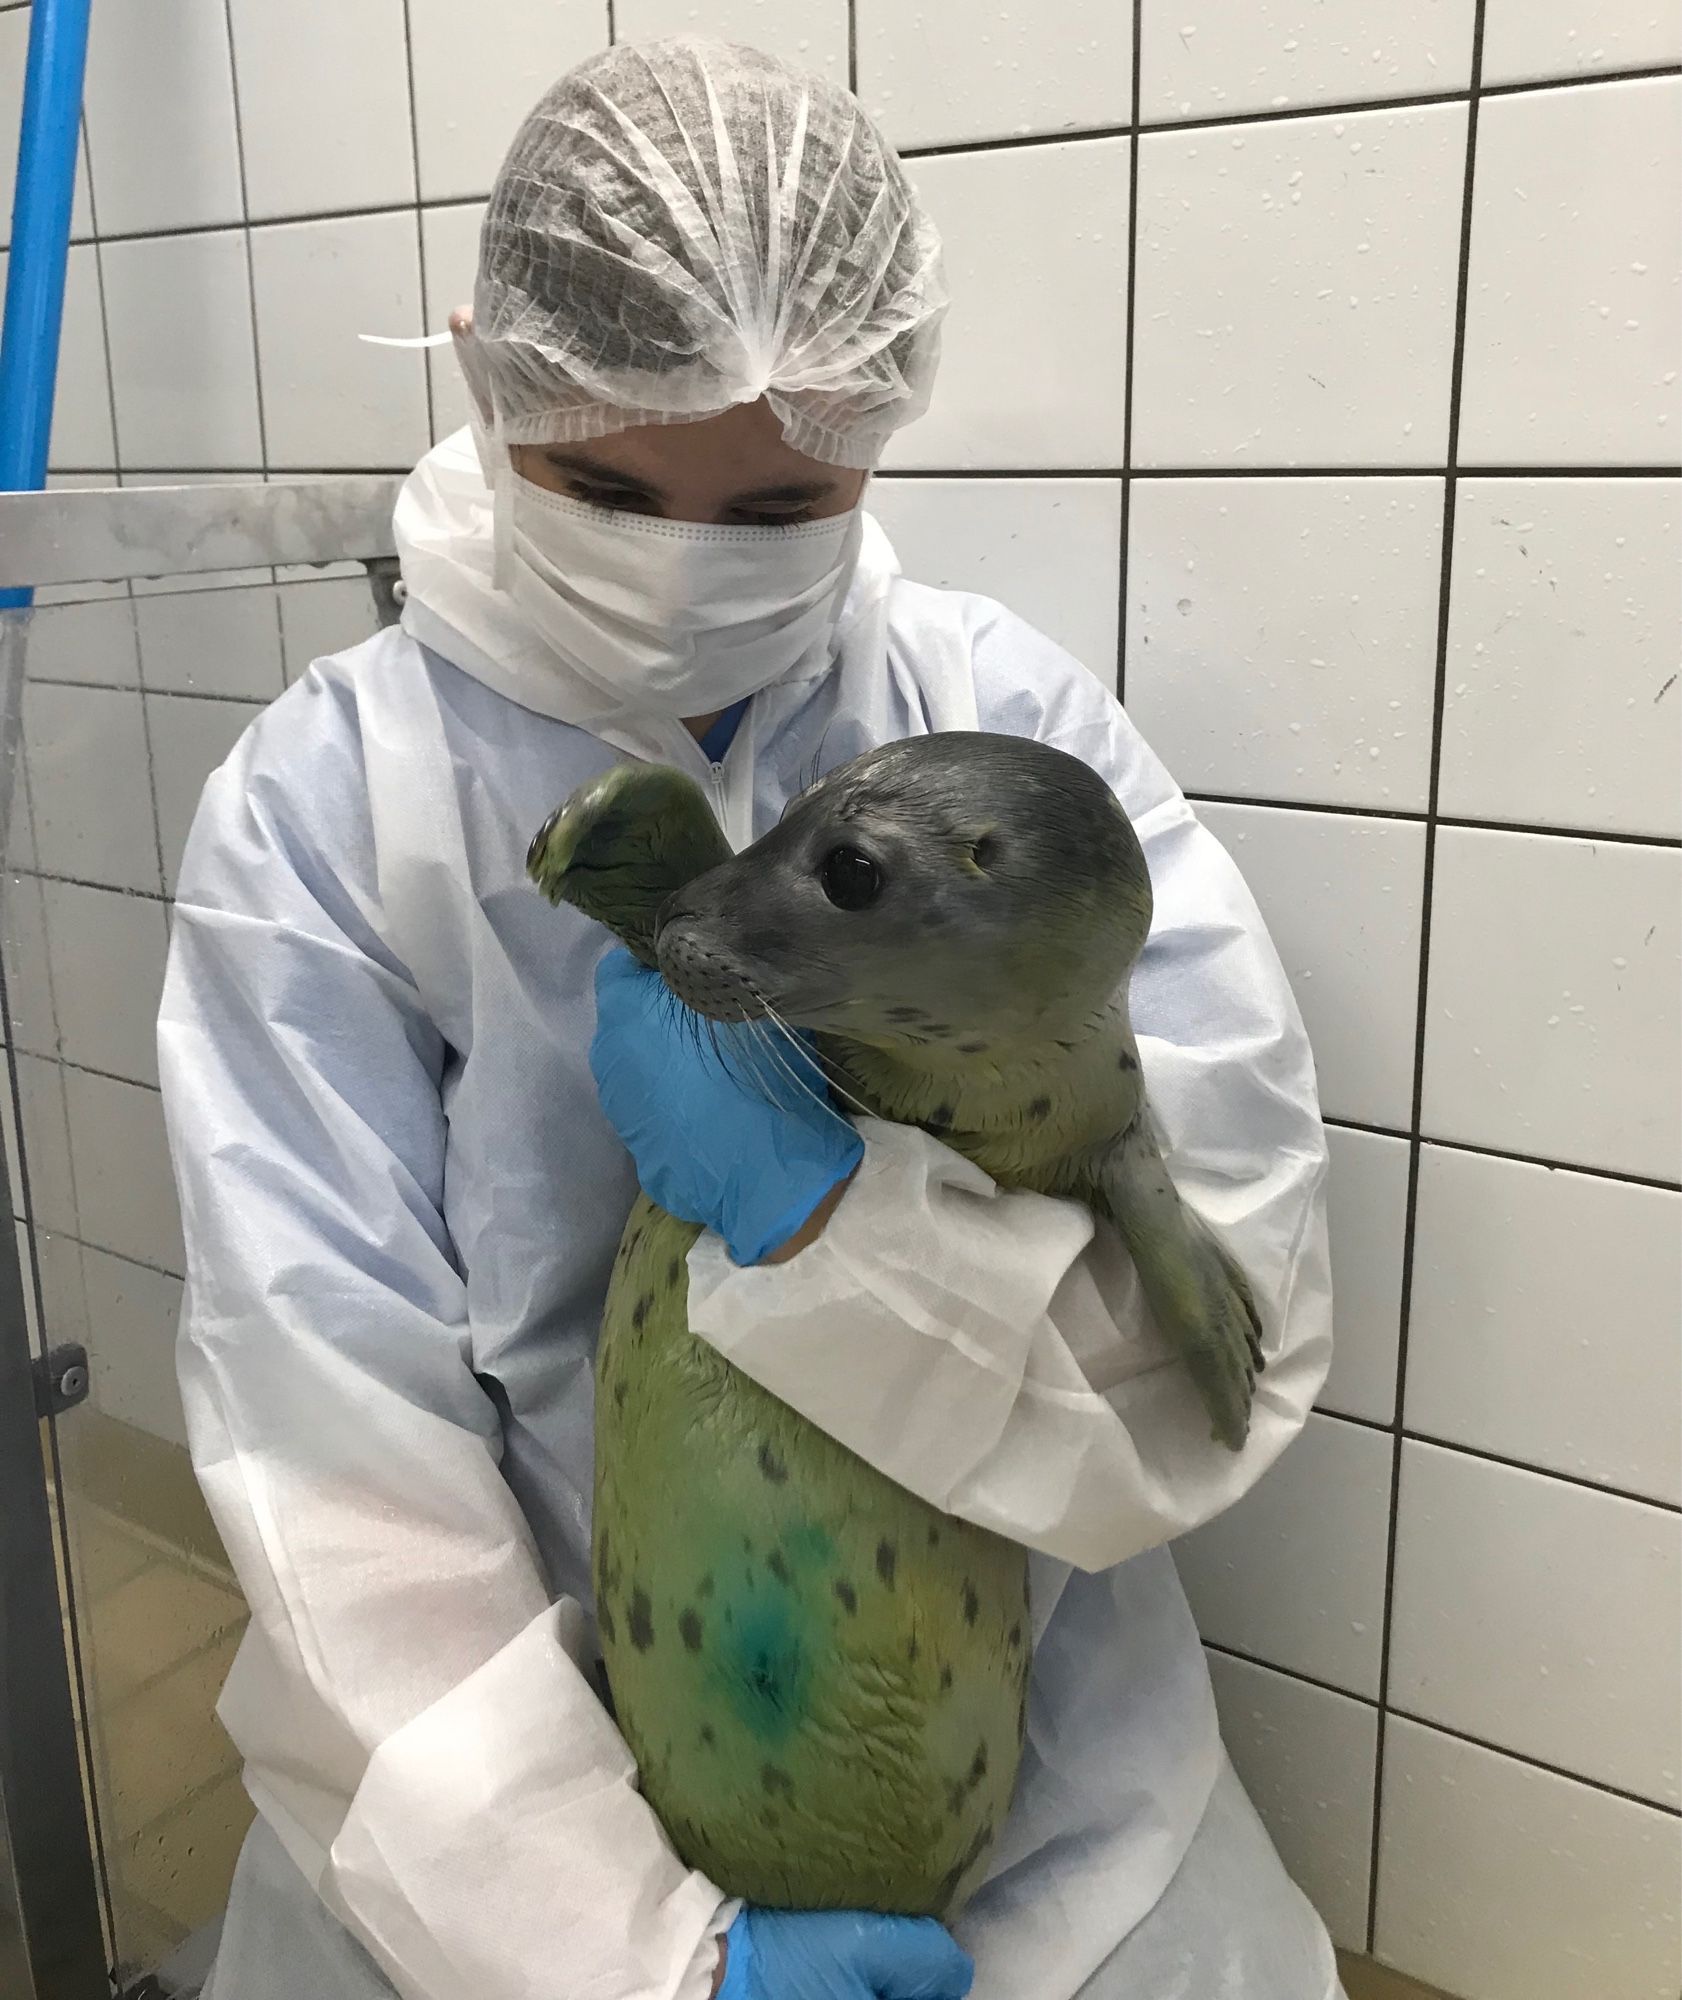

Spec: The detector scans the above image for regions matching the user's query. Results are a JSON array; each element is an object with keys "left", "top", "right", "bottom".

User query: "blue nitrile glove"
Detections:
[
  {"left": 716, "top": 1907, "right": 975, "bottom": 2000},
  {"left": 590, "top": 948, "right": 865, "bottom": 1266}
]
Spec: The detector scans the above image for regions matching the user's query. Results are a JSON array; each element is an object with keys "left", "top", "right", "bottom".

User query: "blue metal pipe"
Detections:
[{"left": 0, "top": 0, "right": 94, "bottom": 609}]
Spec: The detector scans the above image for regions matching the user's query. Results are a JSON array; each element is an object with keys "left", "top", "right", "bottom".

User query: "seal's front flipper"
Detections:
[
  {"left": 1096, "top": 1118, "right": 1263, "bottom": 1451},
  {"left": 528, "top": 763, "right": 733, "bottom": 965}
]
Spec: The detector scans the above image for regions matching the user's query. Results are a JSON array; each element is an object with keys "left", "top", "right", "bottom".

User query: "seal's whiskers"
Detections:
[
  {"left": 753, "top": 995, "right": 880, "bottom": 1123},
  {"left": 739, "top": 1010, "right": 861, "bottom": 1135}
]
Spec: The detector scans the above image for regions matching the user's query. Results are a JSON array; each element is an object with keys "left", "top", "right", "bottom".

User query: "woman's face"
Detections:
[{"left": 511, "top": 396, "right": 868, "bottom": 528}]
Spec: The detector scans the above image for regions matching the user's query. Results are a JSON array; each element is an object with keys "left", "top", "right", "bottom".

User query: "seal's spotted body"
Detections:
[
  {"left": 530, "top": 733, "right": 1262, "bottom": 1916},
  {"left": 594, "top": 1197, "right": 1026, "bottom": 1912}
]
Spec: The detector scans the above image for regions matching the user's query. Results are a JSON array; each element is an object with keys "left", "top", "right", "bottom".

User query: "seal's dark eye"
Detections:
[{"left": 819, "top": 846, "right": 882, "bottom": 911}]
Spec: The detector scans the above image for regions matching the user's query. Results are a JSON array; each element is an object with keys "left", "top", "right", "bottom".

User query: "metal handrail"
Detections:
[{"left": 0, "top": 478, "right": 403, "bottom": 591}]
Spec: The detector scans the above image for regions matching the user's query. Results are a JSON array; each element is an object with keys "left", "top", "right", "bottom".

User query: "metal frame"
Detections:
[
  {"left": 0, "top": 477, "right": 402, "bottom": 1998},
  {"left": 0, "top": 478, "right": 404, "bottom": 591},
  {"left": 0, "top": 1129, "right": 108, "bottom": 2000}
]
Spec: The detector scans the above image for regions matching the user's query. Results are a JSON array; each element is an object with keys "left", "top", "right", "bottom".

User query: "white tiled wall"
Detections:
[{"left": 3, "top": 5, "right": 1678, "bottom": 1996}]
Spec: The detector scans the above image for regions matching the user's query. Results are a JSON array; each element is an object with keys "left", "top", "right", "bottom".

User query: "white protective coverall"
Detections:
[{"left": 159, "top": 431, "right": 1340, "bottom": 2000}]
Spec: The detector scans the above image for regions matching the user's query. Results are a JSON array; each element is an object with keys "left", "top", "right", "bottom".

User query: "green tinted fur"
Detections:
[{"left": 594, "top": 1199, "right": 1027, "bottom": 1912}]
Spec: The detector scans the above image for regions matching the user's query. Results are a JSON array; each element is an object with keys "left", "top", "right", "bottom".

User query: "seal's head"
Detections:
[{"left": 656, "top": 733, "right": 1152, "bottom": 1050}]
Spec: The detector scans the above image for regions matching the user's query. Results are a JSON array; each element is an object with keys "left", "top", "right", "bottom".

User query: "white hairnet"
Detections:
[{"left": 462, "top": 37, "right": 946, "bottom": 469}]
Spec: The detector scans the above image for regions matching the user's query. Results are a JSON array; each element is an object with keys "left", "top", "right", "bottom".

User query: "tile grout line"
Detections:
[
  {"left": 1307, "top": 1404, "right": 1682, "bottom": 1515},
  {"left": 1185, "top": 790, "right": 1682, "bottom": 848},
  {"left": 1203, "top": 1639, "right": 1682, "bottom": 1819},
  {"left": 1114, "top": 0, "right": 1143, "bottom": 707},
  {"left": 218, "top": 0, "right": 270, "bottom": 481},
  {"left": 1321, "top": 1115, "right": 1682, "bottom": 1194},
  {"left": 25, "top": 675, "right": 271, "bottom": 706},
  {"left": 1383, "top": 1706, "right": 1682, "bottom": 1819},
  {"left": 1366, "top": 0, "right": 1488, "bottom": 1953},
  {"left": 1204, "top": 1636, "right": 1381, "bottom": 1707},
  {"left": 26, "top": 1053, "right": 163, "bottom": 1097},
  {"left": 8, "top": 1219, "right": 184, "bottom": 1287},
  {"left": 872, "top": 464, "right": 1672, "bottom": 480},
  {"left": 75, "top": 110, "right": 126, "bottom": 503},
  {"left": 895, "top": 60, "right": 1682, "bottom": 158},
  {"left": 396, "top": 0, "right": 436, "bottom": 447},
  {"left": 49, "top": 460, "right": 1680, "bottom": 480}
]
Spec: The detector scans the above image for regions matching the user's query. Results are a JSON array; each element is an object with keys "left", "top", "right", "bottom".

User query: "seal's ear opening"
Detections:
[{"left": 968, "top": 830, "right": 1001, "bottom": 875}]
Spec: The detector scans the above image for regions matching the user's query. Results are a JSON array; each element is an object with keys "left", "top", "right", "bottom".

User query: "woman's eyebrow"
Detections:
[
  {"left": 730, "top": 479, "right": 839, "bottom": 504},
  {"left": 542, "top": 449, "right": 661, "bottom": 495}
]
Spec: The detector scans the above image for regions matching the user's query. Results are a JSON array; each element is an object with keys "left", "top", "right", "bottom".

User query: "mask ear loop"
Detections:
[{"left": 446, "top": 316, "right": 520, "bottom": 592}]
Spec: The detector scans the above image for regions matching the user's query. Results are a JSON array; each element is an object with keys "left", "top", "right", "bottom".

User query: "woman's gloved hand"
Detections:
[
  {"left": 590, "top": 947, "right": 865, "bottom": 1266},
  {"left": 715, "top": 1907, "right": 975, "bottom": 2000}
]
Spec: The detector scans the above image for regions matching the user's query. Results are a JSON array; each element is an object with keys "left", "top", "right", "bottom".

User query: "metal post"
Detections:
[{"left": 0, "top": 1117, "right": 109, "bottom": 1996}]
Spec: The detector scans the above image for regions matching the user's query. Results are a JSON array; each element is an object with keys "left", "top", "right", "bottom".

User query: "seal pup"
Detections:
[{"left": 528, "top": 731, "right": 1262, "bottom": 1915}]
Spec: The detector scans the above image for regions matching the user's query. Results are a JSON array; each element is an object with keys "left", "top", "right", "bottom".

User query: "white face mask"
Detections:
[{"left": 502, "top": 476, "right": 865, "bottom": 719}]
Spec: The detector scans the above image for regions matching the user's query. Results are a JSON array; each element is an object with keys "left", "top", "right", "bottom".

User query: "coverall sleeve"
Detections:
[
  {"left": 686, "top": 676, "right": 1333, "bottom": 1576},
  {"left": 159, "top": 722, "right": 729, "bottom": 2000}
]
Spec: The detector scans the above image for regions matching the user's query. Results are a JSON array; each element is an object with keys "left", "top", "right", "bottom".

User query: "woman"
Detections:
[{"left": 160, "top": 36, "right": 1340, "bottom": 2000}]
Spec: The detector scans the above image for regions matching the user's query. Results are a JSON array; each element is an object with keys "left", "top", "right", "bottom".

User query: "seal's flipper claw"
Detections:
[
  {"left": 526, "top": 762, "right": 732, "bottom": 963},
  {"left": 1097, "top": 1120, "right": 1261, "bottom": 1454}
]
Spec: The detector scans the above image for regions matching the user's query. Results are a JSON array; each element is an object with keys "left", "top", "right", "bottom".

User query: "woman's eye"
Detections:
[
  {"left": 819, "top": 846, "right": 882, "bottom": 911},
  {"left": 571, "top": 485, "right": 647, "bottom": 513}
]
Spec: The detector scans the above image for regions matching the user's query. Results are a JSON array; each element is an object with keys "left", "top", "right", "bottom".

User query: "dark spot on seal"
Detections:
[
  {"left": 937, "top": 1818, "right": 996, "bottom": 1908},
  {"left": 834, "top": 1580, "right": 858, "bottom": 1616},
  {"left": 946, "top": 1780, "right": 966, "bottom": 1815},
  {"left": 761, "top": 1764, "right": 795, "bottom": 1800},
  {"left": 697, "top": 1573, "right": 715, "bottom": 1600},
  {"left": 928, "top": 1524, "right": 941, "bottom": 1546},
  {"left": 632, "top": 1292, "right": 654, "bottom": 1330},
  {"left": 1008, "top": 1621, "right": 1023, "bottom": 1651},
  {"left": 679, "top": 1608, "right": 703, "bottom": 1652},
  {"left": 758, "top": 1443, "right": 788, "bottom": 1484},
  {"left": 597, "top": 1599, "right": 617, "bottom": 1644},
  {"left": 924, "top": 1023, "right": 954, "bottom": 1038},
  {"left": 613, "top": 1380, "right": 627, "bottom": 1408},
  {"left": 1027, "top": 1094, "right": 1052, "bottom": 1121},
  {"left": 627, "top": 1589, "right": 654, "bottom": 1652},
  {"left": 700, "top": 1724, "right": 716, "bottom": 1748},
  {"left": 767, "top": 1550, "right": 792, "bottom": 1587},
  {"left": 928, "top": 1102, "right": 956, "bottom": 1131},
  {"left": 939, "top": 1664, "right": 954, "bottom": 1692},
  {"left": 906, "top": 1634, "right": 920, "bottom": 1663},
  {"left": 875, "top": 1539, "right": 898, "bottom": 1587},
  {"left": 958, "top": 1039, "right": 987, "bottom": 1055},
  {"left": 1118, "top": 1049, "right": 1138, "bottom": 1072},
  {"left": 667, "top": 1257, "right": 682, "bottom": 1287},
  {"left": 887, "top": 1004, "right": 924, "bottom": 1022},
  {"left": 970, "top": 1743, "right": 989, "bottom": 1784},
  {"left": 962, "top": 1580, "right": 979, "bottom": 1627}
]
